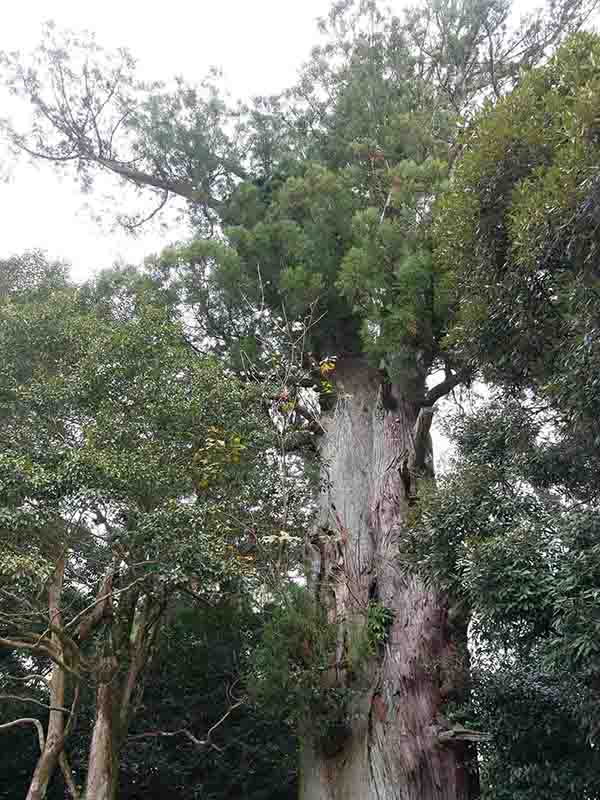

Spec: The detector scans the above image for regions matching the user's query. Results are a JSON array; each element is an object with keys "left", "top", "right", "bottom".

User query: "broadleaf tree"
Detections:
[{"left": 0, "top": 254, "right": 285, "bottom": 800}]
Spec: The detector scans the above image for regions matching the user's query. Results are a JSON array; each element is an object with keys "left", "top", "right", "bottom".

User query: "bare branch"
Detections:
[
  {"left": 484, "top": 21, "right": 501, "bottom": 100},
  {"left": 117, "top": 189, "right": 170, "bottom": 231},
  {"left": 0, "top": 717, "right": 45, "bottom": 752},
  {"left": 0, "top": 695, "right": 70, "bottom": 713},
  {"left": 0, "top": 637, "right": 80, "bottom": 679},
  {"left": 2, "top": 674, "right": 51, "bottom": 688},
  {"left": 127, "top": 698, "right": 246, "bottom": 753}
]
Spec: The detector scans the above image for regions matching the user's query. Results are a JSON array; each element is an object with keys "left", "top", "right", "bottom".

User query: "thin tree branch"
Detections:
[
  {"left": 127, "top": 698, "right": 245, "bottom": 752},
  {"left": 59, "top": 751, "right": 81, "bottom": 800},
  {"left": 0, "top": 717, "right": 45, "bottom": 752},
  {"left": 0, "top": 695, "right": 70, "bottom": 713}
]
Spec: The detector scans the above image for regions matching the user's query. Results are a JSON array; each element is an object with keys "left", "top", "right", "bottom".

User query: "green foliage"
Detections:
[
  {"left": 365, "top": 602, "right": 395, "bottom": 653},
  {"left": 409, "top": 397, "right": 600, "bottom": 788},
  {"left": 426, "top": 30, "right": 600, "bottom": 682},
  {"left": 0, "top": 286, "right": 259, "bottom": 580},
  {"left": 0, "top": 254, "right": 301, "bottom": 798},
  {"left": 5, "top": 0, "right": 591, "bottom": 382},
  {"left": 403, "top": 390, "right": 600, "bottom": 794},
  {"left": 0, "top": 256, "right": 301, "bottom": 613},
  {"left": 342, "top": 602, "right": 396, "bottom": 671},
  {"left": 474, "top": 664, "right": 600, "bottom": 800},
  {"left": 120, "top": 599, "right": 298, "bottom": 800},
  {"left": 0, "top": 250, "right": 69, "bottom": 298},
  {"left": 250, "top": 588, "right": 396, "bottom": 755},
  {"left": 2, "top": 5, "right": 600, "bottom": 795},
  {"left": 436, "top": 32, "right": 600, "bottom": 408},
  {"left": 249, "top": 586, "right": 339, "bottom": 732}
]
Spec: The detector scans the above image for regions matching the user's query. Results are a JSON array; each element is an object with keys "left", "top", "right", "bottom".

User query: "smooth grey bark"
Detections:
[{"left": 301, "top": 357, "right": 477, "bottom": 800}]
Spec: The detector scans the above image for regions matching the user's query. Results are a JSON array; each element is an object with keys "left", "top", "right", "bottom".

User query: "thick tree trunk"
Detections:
[{"left": 301, "top": 357, "right": 477, "bottom": 800}]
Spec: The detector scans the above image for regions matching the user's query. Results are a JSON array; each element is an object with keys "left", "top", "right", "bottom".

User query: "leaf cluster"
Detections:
[{"left": 249, "top": 586, "right": 342, "bottom": 732}]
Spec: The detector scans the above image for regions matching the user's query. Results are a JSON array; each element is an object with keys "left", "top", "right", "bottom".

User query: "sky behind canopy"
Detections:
[
  {"left": 0, "top": 0, "right": 572, "bottom": 280},
  {"left": 0, "top": 0, "right": 329, "bottom": 279}
]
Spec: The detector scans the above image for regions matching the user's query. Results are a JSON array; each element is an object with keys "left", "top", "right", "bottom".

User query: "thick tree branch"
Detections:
[
  {"left": 94, "top": 156, "right": 211, "bottom": 205},
  {"left": 438, "top": 726, "right": 492, "bottom": 743},
  {"left": 410, "top": 407, "right": 435, "bottom": 473},
  {"left": 423, "top": 369, "right": 469, "bottom": 407}
]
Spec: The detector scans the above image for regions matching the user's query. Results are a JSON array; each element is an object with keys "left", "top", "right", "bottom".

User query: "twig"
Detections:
[{"left": 127, "top": 698, "right": 246, "bottom": 753}]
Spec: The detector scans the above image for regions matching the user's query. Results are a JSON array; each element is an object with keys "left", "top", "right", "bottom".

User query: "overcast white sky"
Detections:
[{"left": 0, "top": 0, "right": 330, "bottom": 280}]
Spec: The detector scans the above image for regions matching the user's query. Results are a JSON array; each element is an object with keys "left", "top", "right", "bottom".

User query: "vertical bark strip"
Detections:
[
  {"left": 302, "top": 358, "right": 477, "bottom": 800},
  {"left": 26, "top": 555, "right": 67, "bottom": 800},
  {"left": 85, "top": 656, "right": 119, "bottom": 800},
  {"left": 83, "top": 590, "right": 160, "bottom": 799}
]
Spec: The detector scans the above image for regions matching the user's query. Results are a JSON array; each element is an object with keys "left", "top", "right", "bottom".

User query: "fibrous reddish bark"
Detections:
[{"left": 302, "top": 358, "right": 477, "bottom": 800}]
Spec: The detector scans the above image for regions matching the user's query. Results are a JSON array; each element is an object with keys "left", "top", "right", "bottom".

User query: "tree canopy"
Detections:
[{"left": 0, "top": 252, "right": 300, "bottom": 798}]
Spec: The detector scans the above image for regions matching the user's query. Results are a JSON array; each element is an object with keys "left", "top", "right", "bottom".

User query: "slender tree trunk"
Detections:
[
  {"left": 26, "top": 556, "right": 67, "bottom": 800},
  {"left": 301, "top": 357, "right": 477, "bottom": 800},
  {"left": 82, "top": 595, "right": 160, "bottom": 800},
  {"left": 84, "top": 656, "right": 120, "bottom": 800}
]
